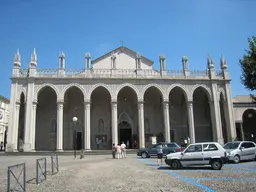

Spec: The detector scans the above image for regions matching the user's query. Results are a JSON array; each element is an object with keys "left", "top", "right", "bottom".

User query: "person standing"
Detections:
[
  {"left": 126, "top": 140, "right": 129, "bottom": 149},
  {"left": 116, "top": 144, "right": 121, "bottom": 159},
  {"left": 121, "top": 142, "right": 126, "bottom": 158},
  {"left": 112, "top": 143, "right": 116, "bottom": 159},
  {"left": 156, "top": 143, "right": 163, "bottom": 166}
]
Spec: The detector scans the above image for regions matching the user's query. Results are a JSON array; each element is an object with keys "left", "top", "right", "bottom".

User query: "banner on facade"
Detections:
[{"left": 151, "top": 136, "right": 157, "bottom": 144}]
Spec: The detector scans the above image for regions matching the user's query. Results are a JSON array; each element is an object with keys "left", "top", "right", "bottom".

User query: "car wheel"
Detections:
[
  {"left": 233, "top": 155, "right": 240, "bottom": 164},
  {"left": 170, "top": 160, "right": 181, "bottom": 170},
  {"left": 211, "top": 159, "right": 223, "bottom": 170},
  {"left": 141, "top": 152, "right": 148, "bottom": 158}
]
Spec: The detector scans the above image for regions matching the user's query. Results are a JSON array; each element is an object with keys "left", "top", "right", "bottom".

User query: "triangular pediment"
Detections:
[{"left": 91, "top": 46, "right": 153, "bottom": 70}]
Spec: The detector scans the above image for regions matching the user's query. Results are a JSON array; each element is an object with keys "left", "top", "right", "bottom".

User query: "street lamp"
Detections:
[
  {"left": 72, "top": 116, "right": 84, "bottom": 159},
  {"left": 72, "top": 117, "right": 78, "bottom": 158}
]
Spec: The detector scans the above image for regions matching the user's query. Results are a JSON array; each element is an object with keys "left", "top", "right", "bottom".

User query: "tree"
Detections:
[{"left": 239, "top": 36, "right": 256, "bottom": 101}]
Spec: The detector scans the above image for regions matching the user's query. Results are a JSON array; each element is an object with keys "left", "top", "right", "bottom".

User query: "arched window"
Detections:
[
  {"left": 98, "top": 118, "right": 104, "bottom": 133},
  {"left": 145, "top": 118, "right": 150, "bottom": 133},
  {"left": 51, "top": 119, "right": 57, "bottom": 134}
]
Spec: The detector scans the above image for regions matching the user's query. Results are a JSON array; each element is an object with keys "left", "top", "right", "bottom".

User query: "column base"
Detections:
[
  {"left": 23, "top": 143, "right": 32, "bottom": 152},
  {"left": 217, "top": 137, "right": 224, "bottom": 145},
  {"left": 56, "top": 149, "right": 63, "bottom": 152},
  {"left": 6, "top": 144, "right": 18, "bottom": 152},
  {"left": 84, "top": 149, "right": 91, "bottom": 152}
]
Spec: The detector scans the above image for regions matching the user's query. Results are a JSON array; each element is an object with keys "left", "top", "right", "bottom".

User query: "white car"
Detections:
[
  {"left": 165, "top": 142, "right": 228, "bottom": 170},
  {"left": 224, "top": 141, "right": 256, "bottom": 163}
]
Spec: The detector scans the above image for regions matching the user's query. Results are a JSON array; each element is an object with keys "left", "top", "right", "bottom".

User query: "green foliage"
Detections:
[{"left": 239, "top": 36, "right": 256, "bottom": 91}]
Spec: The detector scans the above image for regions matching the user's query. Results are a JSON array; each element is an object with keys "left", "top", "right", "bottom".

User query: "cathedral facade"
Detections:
[{"left": 6, "top": 46, "right": 236, "bottom": 152}]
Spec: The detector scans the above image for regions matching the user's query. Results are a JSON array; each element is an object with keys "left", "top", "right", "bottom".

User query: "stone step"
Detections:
[{"left": 1, "top": 149, "right": 138, "bottom": 156}]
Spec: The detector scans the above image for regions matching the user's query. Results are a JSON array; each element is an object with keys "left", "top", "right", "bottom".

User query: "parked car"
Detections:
[
  {"left": 137, "top": 142, "right": 182, "bottom": 158},
  {"left": 165, "top": 142, "right": 228, "bottom": 170},
  {"left": 223, "top": 141, "right": 256, "bottom": 163}
]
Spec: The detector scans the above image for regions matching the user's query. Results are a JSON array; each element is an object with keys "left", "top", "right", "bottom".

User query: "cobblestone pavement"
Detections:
[{"left": 1, "top": 155, "right": 256, "bottom": 192}]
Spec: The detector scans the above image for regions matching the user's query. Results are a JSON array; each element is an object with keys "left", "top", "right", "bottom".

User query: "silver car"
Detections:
[
  {"left": 224, "top": 141, "right": 256, "bottom": 163},
  {"left": 165, "top": 142, "right": 228, "bottom": 170}
]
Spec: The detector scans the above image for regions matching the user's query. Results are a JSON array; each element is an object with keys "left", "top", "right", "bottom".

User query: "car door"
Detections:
[
  {"left": 247, "top": 142, "right": 256, "bottom": 160},
  {"left": 240, "top": 142, "right": 251, "bottom": 160},
  {"left": 148, "top": 144, "right": 158, "bottom": 156},
  {"left": 180, "top": 144, "right": 204, "bottom": 166}
]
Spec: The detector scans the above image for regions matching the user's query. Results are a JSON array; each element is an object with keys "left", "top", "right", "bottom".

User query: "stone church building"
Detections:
[{"left": 6, "top": 46, "right": 237, "bottom": 152}]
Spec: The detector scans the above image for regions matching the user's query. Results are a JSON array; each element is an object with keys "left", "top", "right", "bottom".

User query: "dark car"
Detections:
[{"left": 137, "top": 142, "right": 182, "bottom": 158}]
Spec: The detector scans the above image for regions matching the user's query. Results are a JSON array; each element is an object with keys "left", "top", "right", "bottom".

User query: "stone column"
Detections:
[
  {"left": 138, "top": 101, "right": 145, "bottom": 148},
  {"left": 187, "top": 101, "right": 195, "bottom": 143},
  {"left": 84, "top": 101, "right": 91, "bottom": 150},
  {"left": 111, "top": 101, "right": 118, "bottom": 145},
  {"left": 56, "top": 101, "right": 64, "bottom": 151},
  {"left": 31, "top": 101, "right": 37, "bottom": 151},
  {"left": 163, "top": 101, "right": 171, "bottom": 142}
]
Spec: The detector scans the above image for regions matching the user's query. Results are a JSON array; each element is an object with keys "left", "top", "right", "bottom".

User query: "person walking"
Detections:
[{"left": 156, "top": 143, "right": 163, "bottom": 166}]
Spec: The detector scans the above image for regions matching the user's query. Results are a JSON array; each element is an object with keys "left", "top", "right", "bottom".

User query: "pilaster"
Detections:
[
  {"left": 31, "top": 101, "right": 37, "bottom": 151},
  {"left": 210, "top": 84, "right": 224, "bottom": 145},
  {"left": 224, "top": 82, "right": 236, "bottom": 141},
  {"left": 23, "top": 80, "right": 34, "bottom": 152}
]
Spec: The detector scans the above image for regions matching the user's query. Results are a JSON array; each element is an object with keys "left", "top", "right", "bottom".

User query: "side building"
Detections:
[
  {"left": 6, "top": 46, "right": 236, "bottom": 152},
  {"left": 0, "top": 95, "right": 9, "bottom": 151}
]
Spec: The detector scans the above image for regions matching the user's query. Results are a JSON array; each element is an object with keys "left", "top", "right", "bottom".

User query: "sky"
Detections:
[{"left": 0, "top": 0, "right": 255, "bottom": 99}]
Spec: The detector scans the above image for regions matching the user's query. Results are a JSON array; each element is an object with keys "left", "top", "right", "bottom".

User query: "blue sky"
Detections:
[{"left": 0, "top": 0, "right": 255, "bottom": 99}]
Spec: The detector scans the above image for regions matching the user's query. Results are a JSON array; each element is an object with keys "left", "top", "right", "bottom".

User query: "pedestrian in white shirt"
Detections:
[
  {"left": 116, "top": 144, "right": 121, "bottom": 159},
  {"left": 121, "top": 142, "right": 126, "bottom": 158}
]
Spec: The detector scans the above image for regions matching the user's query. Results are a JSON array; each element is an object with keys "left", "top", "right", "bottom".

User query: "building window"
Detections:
[{"left": 98, "top": 118, "right": 104, "bottom": 133}]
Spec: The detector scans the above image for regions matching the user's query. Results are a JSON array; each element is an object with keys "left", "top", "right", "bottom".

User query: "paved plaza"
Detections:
[{"left": 1, "top": 154, "right": 256, "bottom": 192}]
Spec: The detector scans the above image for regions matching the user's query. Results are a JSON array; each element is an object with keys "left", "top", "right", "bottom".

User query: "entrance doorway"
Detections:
[{"left": 118, "top": 121, "right": 132, "bottom": 147}]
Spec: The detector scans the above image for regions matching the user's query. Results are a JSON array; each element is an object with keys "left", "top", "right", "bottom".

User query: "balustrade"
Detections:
[{"left": 15, "top": 68, "right": 224, "bottom": 80}]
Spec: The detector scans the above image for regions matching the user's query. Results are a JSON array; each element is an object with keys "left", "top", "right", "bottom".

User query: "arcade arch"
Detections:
[
  {"left": 193, "top": 87, "right": 213, "bottom": 142},
  {"left": 63, "top": 86, "right": 84, "bottom": 150},
  {"left": 144, "top": 86, "right": 164, "bottom": 147},
  {"left": 117, "top": 86, "right": 138, "bottom": 147},
  {"left": 169, "top": 87, "right": 188, "bottom": 144},
  {"left": 35, "top": 86, "right": 57, "bottom": 150},
  {"left": 91, "top": 86, "right": 111, "bottom": 149}
]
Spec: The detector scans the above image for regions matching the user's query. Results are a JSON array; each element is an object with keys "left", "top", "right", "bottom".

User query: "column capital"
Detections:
[
  {"left": 83, "top": 101, "right": 91, "bottom": 105},
  {"left": 111, "top": 100, "right": 118, "bottom": 104},
  {"left": 32, "top": 100, "right": 38, "bottom": 105},
  {"left": 137, "top": 100, "right": 144, "bottom": 104},
  {"left": 57, "top": 99, "right": 64, "bottom": 104},
  {"left": 162, "top": 100, "right": 169, "bottom": 104},
  {"left": 187, "top": 100, "right": 193, "bottom": 104},
  {"left": 15, "top": 101, "right": 21, "bottom": 105}
]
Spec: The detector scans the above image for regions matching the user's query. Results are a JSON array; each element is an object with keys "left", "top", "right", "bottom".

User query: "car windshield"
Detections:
[{"left": 223, "top": 142, "right": 240, "bottom": 149}]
